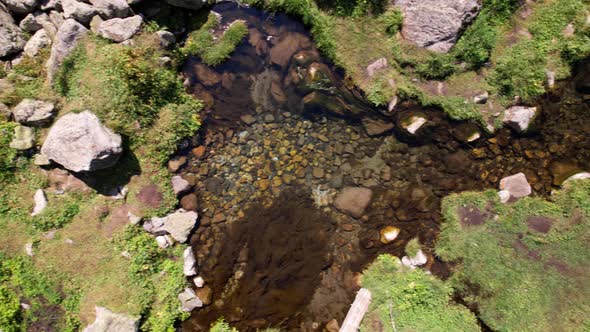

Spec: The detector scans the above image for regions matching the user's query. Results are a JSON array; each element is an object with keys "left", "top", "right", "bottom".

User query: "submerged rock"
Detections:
[
  {"left": 82, "top": 306, "right": 139, "bottom": 332},
  {"left": 41, "top": 111, "right": 123, "bottom": 172},
  {"left": 334, "top": 187, "right": 373, "bottom": 218},
  {"left": 46, "top": 18, "right": 88, "bottom": 83},
  {"left": 499, "top": 173, "right": 531, "bottom": 200},
  {"left": 503, "top": 106, "right": 537, "bottom": 132},
  {"left": 12, "top": 99, "right": 56, "bottom": 126},
  {"left": 97, "top": 15, "right": 142, "bottom": 42},
  {"left": 394, "top": 0, "right": 480, "bottom": 53}
]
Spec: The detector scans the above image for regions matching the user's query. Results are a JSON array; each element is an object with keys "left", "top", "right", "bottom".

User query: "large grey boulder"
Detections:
[
  {"left": 40, "top": 0, "right": 62, "bottom": 11},
  {"left": 165, "top": 0, "right": 208, "bottom": 10},
  {"left": 503, "top": 106, "right": 537, "bottom": 132},
  {"left": 46, "top": 18, "right": 88, "bottom": 83},
  {"left": 41, "top": 111, "right": 123, "bottom": 172},
  {"left": 83, "top": 306, "right": 139, "bottom": 332},
  {"left": 394, "top": 0, "right": 480, "bottom": 53},
  {"left": 89, "top": 0, "right": 129, "bottom": 19},
  {"left": 178, "top": 288, "right": 203, "bottom": 312},
  {"left": 2, "top": 0, "right": 39, "bottom": 14},
  {"left": 62, "top": 0, "right": 98, "bottom": 24},
  {"left": 0, "top": 4, "right": 26, "bottom": 57},
  {"left": 12, "top": 99, "right": 56, "bottom": 126},
  {"left": 162, "top": 209, "right": 198, "bottom": 243},
  {"left": 19, "top": 11, "right": 46, "bottom": 32},
  {"left": 97, "top": 15, "right": 142, "bottom": 42},
  {"left": 24, "top": 28, "right": 51, "bottom": 57}
]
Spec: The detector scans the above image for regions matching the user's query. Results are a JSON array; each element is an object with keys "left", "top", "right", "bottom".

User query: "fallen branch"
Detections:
[{"left": 339, "top": 288, "right": 372, "bottom": 332}]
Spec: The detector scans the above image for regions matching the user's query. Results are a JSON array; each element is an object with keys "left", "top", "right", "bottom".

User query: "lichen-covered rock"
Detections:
[
  {"left": 9, "top": 125, "right": 34, "bottom": 150},
  {"left": 394, "top": 0, "right": 480, "bottom": 53},
  {"left": 0, "top": 3, "right": 26, "bottom": 57},
  {"left": 2, "top": 0, "right": 39, "bottom": 14},
  {"left": 12, "top": 99, "right": 55, "bottom": 126},
  {"left": 97, "top": 15, "right": 142, "bottom": 42},
  {"left": 23, "top": 28, "right": 51, "bottom": 57},
  {"left": 41, "top": 111, "right": 123, "bottom": 172},
  {"left": 82, "top": 306, "right": 139, "bottom": 332},
  {"left": 503, "top": 106, "right": 537, "bottom": 132},
  {"left": 62, "top": 0, "right": 98, "bottom": 24},
  {"left": 334, "top": 187, "right": 373, "bottom": 218},
  {"left": 165, "top": 0, "right": 208, "bottom": 10},
  {"left": 46, "top": 18, "right": 88, "bottom": 83},
  {"left": 89, "top": 0, "right": 129, "bottom": 19}
]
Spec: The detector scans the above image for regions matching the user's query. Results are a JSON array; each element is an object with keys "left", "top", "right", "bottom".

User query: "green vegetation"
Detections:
[
  {"left": 316, "top": 0, "right": 387, "bottom": 16},
  {"left": 404, "top": 238, "right": 420, "bottom": 257},
  {"left": 182, "top": 14, "right": 248, "bottom": 66},
  {"left": 361, "top": 254, "right": 480, "bottom": 332},
  {"left": 0, "top": 285, "right": 21, "bottom": 332},
  {"left": 211, "top": 318, "right": 239, "bottom": 332},
  {"left": 415, "top": 54, "right": 456, "bottom": 80},
  {"left": 437, "top": 180, "right": 590, "bottom": 331},
  {"left": 0, "top": 121, "right": 17, "bottom": 182},
  {"left": 0, "top": 49, "right": 55, "bottom": 107},
  {"left": 381, "top": 7, "right": 403, "bottom": 35}
]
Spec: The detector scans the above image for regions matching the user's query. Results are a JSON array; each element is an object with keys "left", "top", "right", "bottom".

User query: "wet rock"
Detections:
[
  {"left": 97, "top": 15, "right": 142, "bottom": 42},
  {"left": 161, "top": 209, "right": 198, "bottom": 243},
  {"left": 402, "top": 115, "right": 427, "bottom": 134},
  {"left": 9, "top": 125, "right": 34, "bottom": 150},
  {"left": 89, "top": 14, "right": 102, "bottom": 33},
  {"left": 178, "top": 287, "right": 202, "bottom": 312},
  {"left": 503, "top": 106, "right": 537, "bottom": 132},
  {"left": 499, "top": 172, "right": 531, "bottom": 199},
  {"left": 89, "top": 0, "right": 130, "bottom": 19},
  {"left": 12, "top": 99, "right": 55, "bottom": 126},
  {"left": 171, "top": 175, "right": 191, "bottom": 195},
  {"left": 82, "top": 306, "right": 139, "bottom": 332},
  {"left": 31, "top": 189, "right": 47, "bottom": 216},
  {"left": 165, "top": 0, "right": 208, "bottom": 10},
  {"left": 0, "top": 4, "right": 26, "bottom": 57},
  {"left": 192, "top": 145, "right": 206, "bottom": 158},
  {"left": 264, "top": 113, "right": 275, "bottom": 123},
  {"left": 401, "top": 249, "right": 428, "bottom": 268},
  {"left": 136, "top": 184, "right": 163, "bottom": 208},
  {"left": 194, "top": 63, "right": 221, "bottom": 86},
  {"left": 23, "top": 29, "right": 51, "bottom": 57},
  {"left": 62, "top": 0, "right": 98, "bottom": 24},
  {"left": 362, "top": 118, "right": 394, "bottom": 137},
  {"left": 181, "top": 193, "right": 198, "bottom": 211},
  {"left": 366, "top": 57, "right": 388, "bottom": 77},
  {"left": 155, "top": 235, "right": 172, "bottom": 248},
  {"left": 40, "top": 0, "right": 62, "bottom": 11},
  {"left": 41, "top": 111, "right": 122, "bottom": 172},
  {"left": 452, "top": 122, "right": 481, "bottom": 143},
  {"left": 379, "top": 226, "right": 400, "bottom": 244},
  {"left": 46, "top": 19, "right": 88, "bottom": 83},
  {"left": 329, "top": 173, "right": 343, "bottom": 189},
  {"left": 334, "top": 187, "right": 372, "bottom": 218},
  {"left": 312, "top": 167, "right": 324, "bottom": 178},
  {"left": 549, "top": 162, "right": 584, "bottom": 186},
  {"left": 270, "top": 32, "right": 311, "bottom": 67},
  {"left": 3, "top": 0, "right": 39, "bottom": 14},
  {"left": 196, "top": 286, "right": 212, "bottom": 305},
  {"left": 239, "top": 114, "right": 255, "bottom": 125},
  {"left": 394, "top": 0, "right": 480, "bottom": 53},
  {"left": 183, "top": 246, "right": 197, "bottom": 276}
]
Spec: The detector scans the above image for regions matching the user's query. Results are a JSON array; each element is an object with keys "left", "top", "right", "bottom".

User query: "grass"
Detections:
[
  {"left": 181, "top": 14, "right": 249, "bottom": 66},
  {"left": 436, "top": 180, "right": 590, "bottom": 331},
  {"left": 361, "top": 254, "right": 480, "bottom": 332}
]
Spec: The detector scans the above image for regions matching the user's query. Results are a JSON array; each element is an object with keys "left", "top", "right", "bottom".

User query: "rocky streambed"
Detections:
[{"left": 170, "top": 3, "right": 590, "bottom": 331}]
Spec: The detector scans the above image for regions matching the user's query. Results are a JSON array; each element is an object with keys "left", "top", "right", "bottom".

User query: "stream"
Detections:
[{"left": 176, "top": 3, "right": 590, "bottom": 331}]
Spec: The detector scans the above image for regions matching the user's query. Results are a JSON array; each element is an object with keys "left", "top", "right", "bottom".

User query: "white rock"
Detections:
[
  {"left": 183, "top": 246, "right": 197, "bottom": 276},
  {"left": 12, "top": 99, "right": 55, "bottom": 126},
  {"left": 161, "top": 210, "right": 198, "bottom": 243},
  {"left": 62, "top": 0, "right": 98, "bottom": 24},
  {"left": 171, "top": 175, "right": 191, "bottom": 196},
  {"left": 498, "top": 190, "right": 511, "bottom": 203},
  {"left": 467, "top": 132, "right": 480, "bottom": 142},
  {"left": 404, "top": 116, "right": 427, "bottom": 134},
  {"left": 46, "top": 19, "right": 88, "bottom": 83},
  {"left": 127, "top": 211, "right": 141, "bottom": 225},
  {"left": 563, "top": 172, "right": 590, "bottom": 184},
  {"left": 24, "top": 29, "right": 51, "bottom": 57},
  {"left": 31, "top": 189, "right": 48, "bottom": 216},
  {"left": 25, "top": 242, "right": 34, "bottom": 256},
  {"left": 499, "top": 172, "right": 531, "bottom": 199},
  {"left": 178, "top": 287, "right": 202, "bottom": 312},
  {"left": 402, "top": 249, "right": 428, "bottom": 268},
  {"left": 97, "top": 15, "right": 142, "bottom": 42},
  {"left": 19, "top": 12, "right": 44, "bottom": 32},
  {"left": 155, "top": 235, "right": 170, "bottom": 249},
  {"left": 3, "top": 0, "right": 39, "bottom": 14},
  {"left": 193, "top": 276, "right": 204, "bottom": 288},
  {"left": 503, "top": 106, "right": 537, "bottom": 132}
]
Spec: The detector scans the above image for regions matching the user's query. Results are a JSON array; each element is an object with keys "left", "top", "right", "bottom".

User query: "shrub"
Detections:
[
  {"left": 361, "top": 254, "right": 480, "bottom": 332},
  {"left": 381, "top": 7, "right": 403, "bottom": 35},
  {"left": 30, "top": 194, "right": 82, "bottom": 231},
  {"left": 210, "top": 318, "right": 239, "bottom": 332},
  {"left": 0, "top": 285, "right": 21, "bottom": 332},
  {"left": 0, "top": 121, "right": 17, "bottom": 183},
  {"left": 416, "top": 54, "right": 456, "bottom": 80}
]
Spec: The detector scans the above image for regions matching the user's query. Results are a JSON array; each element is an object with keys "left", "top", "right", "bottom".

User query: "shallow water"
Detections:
[{"left": 178, "top": 3, "right": 590, "bottom": 331}]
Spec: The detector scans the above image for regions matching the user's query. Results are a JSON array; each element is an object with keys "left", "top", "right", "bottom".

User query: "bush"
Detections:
[
  {"left": 210, "top": 318, "right": 239, "bottom": 332},
  {"left": 0, "top": 121, "right": 17, "bottom": 183},
  {"left": 0, "top": 285, "right": 21, "bottom": 332},
  {"left": 361, "top": 255, "right": 480, "bottom": 332},
  {"left": 416, "top": 54, "right": 456, "bottom": 80},
  {"left": 30, "top": 194, "right": 82, "bottom": 231},
  {"left": 382, "top": 7, "right": 403, "bottom": 35}
]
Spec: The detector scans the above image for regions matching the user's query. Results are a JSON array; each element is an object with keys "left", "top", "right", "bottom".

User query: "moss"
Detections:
[
  {"left": 436, "top": 181, "right": 590, "bottom": 331},
  {"left": 181, "top": 14, "right": 248, "bottom": 66},
  {"left": 361, "top": 254, "right": 480, "bottom": 332}
]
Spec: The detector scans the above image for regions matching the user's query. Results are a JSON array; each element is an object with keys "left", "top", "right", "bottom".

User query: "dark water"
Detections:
[{"left": 178, "top": 3, "right": 590, "bottom": 331}]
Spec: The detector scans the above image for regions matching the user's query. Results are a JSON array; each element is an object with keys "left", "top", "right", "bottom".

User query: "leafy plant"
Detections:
[
  {"left": 416, "top": 54, "right": 456, "bottom": 80},
  {"left": 0, "top": 285, "right": 21, "bottom": 332},
  {"left": 210, "top": 318, "right": 239, "bottom": 332},
  {"left": 0, "top": 121, "right": 17, "bottom": 183},
  {"left": 381, "top": 7, "right": 403, "bottom": 35}
]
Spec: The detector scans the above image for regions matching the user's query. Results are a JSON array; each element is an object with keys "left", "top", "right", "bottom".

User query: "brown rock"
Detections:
[
  {"left": 192, "top": 146, "right": 206, "bottom": 159},
  {"left": 325, "top": 319, "right": 339, "bottom": 332},
  {"left": 168, "top": 156, "right": 187, "bottom": 173},
  {"left": 334, "top": 187, "right": 373, "bottom": 218},
  {"left": 256, "top": 179, "right": 271, "bottom": 191},
  {"left": 212, "top": 213, "right": 226, "bottom": 224},
  {"left": 181, "top": 193, "right": 198, "bottom": 211},
  {"left": 312, "top": 167, "right": 325, "bottom": 178},
  {"left": 194, "top": 63, "right": 221, "bottom": 86},
  {"left": 196, "top": 286, "right": 213, "bottom": 305}
]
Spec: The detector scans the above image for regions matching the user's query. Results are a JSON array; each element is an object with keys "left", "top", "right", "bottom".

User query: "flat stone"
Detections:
[
  {"left": 334, "top": 187, "right": 373, "bottom": 218},
  {"left": 362, "top": 118, "right": 394, "bottom": 136},
  {"left": 162, "top": 210, "right": 198, "bottom": 243},
  {"left": 499, "top": 172, "right": 531, "bottom": 199}
]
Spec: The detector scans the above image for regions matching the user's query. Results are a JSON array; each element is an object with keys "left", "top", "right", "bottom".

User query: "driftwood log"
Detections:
[{"left": 339, "top": 288, "right": 372, "bottom": 332}]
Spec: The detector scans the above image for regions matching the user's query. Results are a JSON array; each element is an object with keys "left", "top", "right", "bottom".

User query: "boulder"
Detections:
[
  {"left": 183, "top": 247, "right": 197, "bottom": 276},
  {"left": 31, "top": 189, "right": 47, "bottom": 216},
  {"left": 334, "top": 187, "right": 373, "bottom": 218},
  {"left": 503, "top": 106, "right": 537, "bottom": 132},
  {"left": 40, "top": 0, "right": 62, "bottom": 11},
  {"left": 46, "top": 18, "right": 88, "bottom": 83},
  {"left": 0, "top": 4, "right": 26, "bottom": 57},
  {"left": 161, "top": 209, "right": 198, "bottom": 243},
  {"left": 19, "top": 12, "right": 45, "bottom": 32},
  {"left": 394, "top": 0, "right": 480, "bottom": 53},
  {"left": 171, "top": 175, "right": 191, "bottom": 196},
  {"left": 12, "top": 99, "right": 55, "bottom": 126},
  {"left": 2, "top": 0, "right": 39, "bottom": 14},
  {"left": 82, "top": 306, "right": 139, "bottom": 332},
  {"left": 499, "top": 172, "right": 531, "bottom": 199},
  {"left": 62, "top": 0, "right": 98, "bottom": 24},
  {"left": 23, "top": 28, "right": 51, "bottom": 57},
  {"left": 165, "top": 0, "right": 208, "bottom": 9},
  {"left": 41, "top": 111, "right": 122, "bottom": 172},
  {"left": 89, "top": 0, "right": 130, "bottom": 19},
  {"left": 178, "top": 288, "right": 202, "bottom": 312},
  {"left": 97, "top": 15, "right": 142, "bottom": 42},
  {"left": 9, "top": 125, "right": 34, "bottom": 150},
  {"left": 366, "top": 57, "right": 387, "bottom": 77},
  {"left": 155, "top": 30, "right": 175, "bottom": 48}
]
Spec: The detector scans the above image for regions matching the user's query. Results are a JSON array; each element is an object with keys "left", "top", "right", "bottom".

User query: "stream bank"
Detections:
[{"left": 174, "top": 3, "right": 590, "bottom": 331}]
